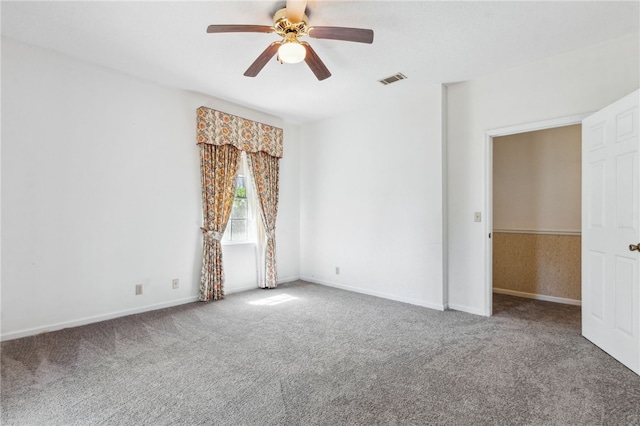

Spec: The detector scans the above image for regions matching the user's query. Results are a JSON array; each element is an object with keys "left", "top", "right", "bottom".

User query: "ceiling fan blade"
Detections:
[
  {"left": 244, "top": 42, "right": 281, "bottom": 77},
  {"left": 207, "top": 25, "right": 274, "bottom": 34},
  {"left": 286, "top": 0, "right": 307, "bottom": 23},
  {"left": 302, "top": 42, "right": 331, "bottom": 81},
  {"left": 308, "top": 26, "right": 374, "bottom": 44}
]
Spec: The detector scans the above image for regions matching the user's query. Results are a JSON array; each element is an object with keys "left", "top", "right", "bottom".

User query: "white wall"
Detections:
[
  {"left": 447, "top": 33, "right": 640, "bottom": 315},
  {"left": 299, "top": 81, "right": 445, "bottom": 309},
  {"left": 1, "top": 38, "right": 300, "bottom": 339},
  {"left": 273, "top": 123, "right": 300, "bottom": 283},
  {"left": 493, "top": 125, "right": 582, "bottom": 233}
]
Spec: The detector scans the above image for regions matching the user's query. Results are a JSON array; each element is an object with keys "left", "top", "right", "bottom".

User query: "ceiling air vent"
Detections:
[{"left": 378, "top": 73, "right": 407, "bottom": 85}]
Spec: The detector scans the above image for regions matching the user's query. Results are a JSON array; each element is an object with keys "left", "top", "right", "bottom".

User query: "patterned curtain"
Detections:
[
  {"left": 196, "top": 106, "right": 283, "bottom": 298},
  {"left": 199, "top": 144, "right": 241, "bottom": 301},
  {"left": 197, "top": 107, "right": 283, "bottom": 157},
  {"left": 247, "top": 151, "right": 280, "bottom": 288}
]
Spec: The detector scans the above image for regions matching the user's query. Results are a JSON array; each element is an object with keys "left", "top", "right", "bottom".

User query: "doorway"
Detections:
[
  {"left": 484, "top": 114, "right": 590, "bottom": 315},
  {"left": 493, "top": 125, "right": 582, "bottom": 310}
]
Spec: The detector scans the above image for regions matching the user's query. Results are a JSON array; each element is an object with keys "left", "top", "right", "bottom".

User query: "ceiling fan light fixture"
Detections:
[
  {"left": 207, "top": 2, "right": 373, "bottom": 80},
  {"left": 278, "top": 40, "right": 306, "bottom": 64}
]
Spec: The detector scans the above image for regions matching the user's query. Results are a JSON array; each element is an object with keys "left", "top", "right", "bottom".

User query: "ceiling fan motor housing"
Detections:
[{"left": 273, "top": 8, "right": 309, "bottom": 39}]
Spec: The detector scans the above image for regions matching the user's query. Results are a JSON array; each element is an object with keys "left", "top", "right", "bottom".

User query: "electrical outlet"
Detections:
[
  {"left": 335, "top": 267, "right": 340, "bottom": 275},
  {"left": 172, "top": 278, "right": 179, "bottom": 289},
  {"left": 135, "top": 284, "right": 143, "bottom": 295},
  {"left": 474, "top": 212, "right": 482, "bottom": 222}
]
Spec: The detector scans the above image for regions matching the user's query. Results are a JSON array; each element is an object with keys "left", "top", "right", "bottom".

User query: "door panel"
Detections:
[
  {"left": 588, "top": 161, "right": 606, "bottom": 228},
  {"left": 582, "top": 89, "right": 640, "bottom": 375},
  {"left": 614, "top": 255, "right": 634, "bottom": 335},
  {"left": 587, "top": 250, "right": 605, "bottom": 320},
  {"left": 616, "top": 153, "right": 635, "bottom": 229}
]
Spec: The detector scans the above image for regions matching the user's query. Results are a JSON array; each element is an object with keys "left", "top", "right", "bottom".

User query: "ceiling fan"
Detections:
[{"left": 206, "top": 0, "right": 374, "bottom": 81}]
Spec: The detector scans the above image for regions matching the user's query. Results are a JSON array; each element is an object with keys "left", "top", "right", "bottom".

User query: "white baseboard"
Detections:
[
  {"left": 3, "top": 277, "right": 304, "bottom": 341},
  {"left": 0, "top": 296, "right": 199, "bottom": 342},
  {"left": 225, "top": 284, "right": 259, "bottom": 294},
  {"left": 226, "top": 276, "right": 300, "bottom": 294},
  {"left": 493, "top": 287, "right": 581, "bottom": 306},
  {"left": 301, "top": 276, "right": 445, "bottom": 311},
  {"left": 278, "top": 276, "right": 301, "bottom": 284},
  {"left": 447, "top": 303, "right": 490, "bottom": 317}
]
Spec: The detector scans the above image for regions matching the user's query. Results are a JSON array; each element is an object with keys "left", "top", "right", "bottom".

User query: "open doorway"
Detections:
[
  {"left": 493, "top": 125, "right": 581, "bottom": 311},
  {"left": 484, "top": 115, "right": 590, "bottom": 316}
]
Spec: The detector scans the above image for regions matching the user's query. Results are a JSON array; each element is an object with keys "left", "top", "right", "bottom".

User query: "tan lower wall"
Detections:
[{"left": 492, "top": 232, "right": 581, "bottom": 301}]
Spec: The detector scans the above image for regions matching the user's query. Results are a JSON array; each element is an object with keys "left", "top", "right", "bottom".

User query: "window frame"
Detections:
[{"left": 222, "top": 152, "right": 257, "bottom": 246}]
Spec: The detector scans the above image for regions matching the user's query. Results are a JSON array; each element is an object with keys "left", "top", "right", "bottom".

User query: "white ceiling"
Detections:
[{"left": 2, "top": 1, "right": 638, "bottom": 124}]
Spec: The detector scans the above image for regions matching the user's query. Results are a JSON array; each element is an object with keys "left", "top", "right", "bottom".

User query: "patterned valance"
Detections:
[{"left": 196, "top": 107, "right": 283, "bottom": 158}]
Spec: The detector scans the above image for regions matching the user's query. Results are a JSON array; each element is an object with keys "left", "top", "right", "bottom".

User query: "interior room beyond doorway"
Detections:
[{"left": 492, "top": 124, "right": 582, "bottom": 311}]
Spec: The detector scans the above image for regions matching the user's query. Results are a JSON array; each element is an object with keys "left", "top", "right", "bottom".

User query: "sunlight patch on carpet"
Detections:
[{"left": 248, "top": 294, "right": 298, "bottom": 306}]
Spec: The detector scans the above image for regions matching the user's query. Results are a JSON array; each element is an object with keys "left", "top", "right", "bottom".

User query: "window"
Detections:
[
  {"left": 223, "top": 152, "right": 256, "bottom": 244},
  {"left": 228, "top": 174, "right": 248, "bottom": 241}
]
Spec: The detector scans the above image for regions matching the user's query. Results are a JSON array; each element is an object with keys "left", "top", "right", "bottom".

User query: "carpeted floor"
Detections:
[{"left": 1, "top": 281, "right": 639, "bottom": 425}]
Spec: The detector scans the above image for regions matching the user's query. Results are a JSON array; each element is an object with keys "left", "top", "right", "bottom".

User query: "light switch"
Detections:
[{"left": 474, "top": 212, "right": 482, "bottom": 222}]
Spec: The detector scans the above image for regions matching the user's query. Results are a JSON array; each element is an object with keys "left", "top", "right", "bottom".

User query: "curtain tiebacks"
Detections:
[{"left": 201, "top": 227, "right": 224, "bottom": 243}]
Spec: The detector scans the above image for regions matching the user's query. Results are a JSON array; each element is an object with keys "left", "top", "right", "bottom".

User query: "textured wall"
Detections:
[
  {"left": 493, "top": 125, "right": 582, "bottom": 233},
  {"left": 492, "top": 232, "right": 581, "bottom": 301}
]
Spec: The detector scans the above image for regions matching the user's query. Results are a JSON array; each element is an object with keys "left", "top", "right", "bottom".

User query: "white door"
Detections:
[{"left": 582, "top": 89, "right": 640, "bottom": 375}]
